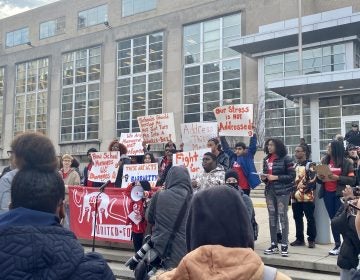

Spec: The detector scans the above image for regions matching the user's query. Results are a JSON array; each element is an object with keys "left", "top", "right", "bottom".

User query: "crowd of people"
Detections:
[{"left": 0, "top": 124, "right": 360, "bottom": 279}]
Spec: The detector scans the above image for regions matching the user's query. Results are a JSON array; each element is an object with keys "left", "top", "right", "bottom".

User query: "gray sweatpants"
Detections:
[{"left": 265, "top": 188, "right": 290, "bottom": 245}]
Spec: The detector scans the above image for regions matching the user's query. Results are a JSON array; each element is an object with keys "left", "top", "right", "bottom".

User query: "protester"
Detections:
[
  {"left": 0, "top": 132, "right": 115, "bottom": 279},
  {"left": 70, "top": 156, "right": 82, "bottom": 179},
  {"left": 332, "top": 186, "right": 360, "bottom": 280},
  {"left": 143, "top": 152, "right": 156, "bottom": 164},
  {"left": 225, "top": 169, "right": 258, "bottom": 240},
  {"left": 192, "top": 152, "right": 225, "bottom": 191},
  {"left": 345, "top": 123, "right": 360, "bottom": 147},
  {"left": 83, "top": 147, "right": 102, "bottom": 188},
  {"left": 156, "top": 143, "right": 176, "bottom": 187},
  {"left": 153, "top": 186, "right": 290, "bottom": 280},
  {"left": 146, "top": 166, "right": 193, "bottom": 269},
  {"left": 126, "top": 180, "right": 152, "bottom": 253},
  {"left": 262, "top": 138, "right": 295, "bottom": 257},
  {"left": 108, "top": 139, "right": 131, "bottom": 187},
  {"left": 207, "top": 137, "right": 230, "bottom": 171},
  {"left": 347, "top": 145, "right": 360, "bottom": 186},
  {"left": 0, "top": 150, "right": 15, "bottom": 179},
  {"left": 220, "top": 133, "right": 261, "bottom": 196},
  {"left": 290, "top": 144, "right": 317, "bottom": 248},
  {"left": 318, "top": 140, "right": 355, "bottom": 255}
]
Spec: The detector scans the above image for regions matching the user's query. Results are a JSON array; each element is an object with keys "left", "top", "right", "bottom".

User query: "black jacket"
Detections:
[
  {"left": 345, "top": 130, "right": 360, "bottom": 146},
  {"left": 216, "top": 151, "right": 230, "bottom": 171},
  {"left": 262, "top": 155, "right": 295, "bottom": 196},
  {"left": 332, "top": 204, "right": 360, "bottom": 270}
]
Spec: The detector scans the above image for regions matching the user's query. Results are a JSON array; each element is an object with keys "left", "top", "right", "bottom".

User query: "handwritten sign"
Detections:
[
  {"left": 173, "top": 148, "right": 211, "bottom": 179},
  {"left": 119, "top": 132, "right": 144, "bottom": 156},
  {"left": 121, "top": 163, "right": 159, "bottom": 188},
  {"left": 88, "top": 152, "right": 120, "bottom": 183},
  {"left": 181, "top": 122, "right": 218, "bottom": 151},
  {"left": 137, "top": 113, "right": 176, "bottom": 144},
  {"left": 213, "top": 104, "right": 253, "bottom": 137}
]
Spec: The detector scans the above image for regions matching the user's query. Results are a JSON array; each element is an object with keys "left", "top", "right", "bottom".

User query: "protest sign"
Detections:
[
  {"left": 213, "top": 104, "right": 253, "bottom": 137},
  {"left": 181, "top": 122, "right": 218, "bottom": 151},
  {"left": 121, "top": 163, "right": 158, "bottom": 188},
  {"left": 173, "top": 148, "right": 211, "bottom": 179},
  {"left": 88, "top": 152, "right": 120, "bottom": 183},
  {"left": 137, "top": 113, "right": 176, "bottom": 144},
  {"left": 69, "top": 186, "right": 132, "bottom": 243},
  {"left": 119, "top": 132, "right": 144, "bottom": 156}
]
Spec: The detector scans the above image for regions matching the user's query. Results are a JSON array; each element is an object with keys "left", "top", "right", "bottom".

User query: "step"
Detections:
[{"left": 277, "top": 267, "right": 339, "bottom": 280}]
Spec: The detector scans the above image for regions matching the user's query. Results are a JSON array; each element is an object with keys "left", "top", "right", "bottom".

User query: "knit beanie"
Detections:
[{"left": 225, "top": 169, "right": 239, "bottom": 182}]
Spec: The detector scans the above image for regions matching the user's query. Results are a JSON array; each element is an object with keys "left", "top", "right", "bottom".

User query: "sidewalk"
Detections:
[{"left": 251, "top": 197, "right": 340, "bottom": 279}]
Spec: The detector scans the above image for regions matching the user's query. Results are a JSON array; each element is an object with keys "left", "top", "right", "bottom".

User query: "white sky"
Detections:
[{"left": 0, "top": 0, "right": 60, "bottom": 19}]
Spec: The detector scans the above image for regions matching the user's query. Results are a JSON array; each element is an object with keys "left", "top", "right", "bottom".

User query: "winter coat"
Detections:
[
  {"left": 0, "top": 207, "right": 115, "bottom": 280},
  {"left": 154, "top": 245, "right": 291, "bottom": 280},
  {"left": 0, "top": 169, "right": 17, "bottom": 214},
  {"left": 216, "top": 151, "right": 230, "bottom": 171},
  {"left": 318, "top": 158, "right": 356, "bottom": 197},
  {"left": 146, "top": 166, "right": 193, "bottom": 269},
  {"left": 221, "top": 135, "right": 261, "bottom": 189},
  {"left": 59, "top": 168, "right": 81, "bottom": 186},
  {"left": 332, "top": 204, "right": 360, "bottom": 270},
  {"left": 345, "top": 130, "right": 360, "bottom": 146},
  {"left": 263, "top": 155, "right": 295, "bottom": 196},
  {"left": 193, "top": 166, "right": 225, "bottom": 191},
  {"left": 83, "top": 164, "right": 103, "bottom": 188}
]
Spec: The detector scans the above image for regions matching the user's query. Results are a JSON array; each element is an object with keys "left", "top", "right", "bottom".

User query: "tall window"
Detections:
[
  {"left": 14, "top": 58, "right": 49, "bottom": 135},
  {"left": 0, "top": 67, "right": 4, "bottom": 140},
  {"left": 78, "top": 5, "right": 107, "bottom": 29},
  {"left": 122, "top": 0, "right": 156, "bottom": 17},
  {"left": 116, "top": 32, "right": 163, "bottom": 135},
  {"left": 6, "top": 27, "right": 29, "bottom": 47},
  {"left": 264, "top": 43, "right": 346, "bottom": 154},
  {"left": 183, "top": 13, "right": 241, "bottom": 123},
  {"left": 61, "top": 46, "right": 101, "bottom": 142},
  {"left": 40, "top": 17, "right": 65, "bottom": 39}
]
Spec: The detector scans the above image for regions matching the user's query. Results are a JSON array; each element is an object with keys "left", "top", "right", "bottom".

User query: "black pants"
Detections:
[
  {"left": 132, "top": 232, "right": 144, "bottom": 253},
  {"left": 292, "top": 201, "right": 316, "bottom": 242}
]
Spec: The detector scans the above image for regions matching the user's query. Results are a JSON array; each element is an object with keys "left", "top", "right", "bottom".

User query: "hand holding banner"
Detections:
[{"left": 214, "top": 104, "right": 253, "bottom": 137}]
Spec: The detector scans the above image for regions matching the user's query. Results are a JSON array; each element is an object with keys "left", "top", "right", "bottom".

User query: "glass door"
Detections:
[{"left": 341, "top": 116, "right": 360, "bottom": 145}]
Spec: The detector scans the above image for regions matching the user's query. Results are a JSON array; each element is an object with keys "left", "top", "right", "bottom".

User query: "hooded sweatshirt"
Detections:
[
  {"left": 146, "top": 166, "right": 193, "bottom": 269},
  {"left": 0, "top": 207, "right": 115, "bottom": 280}
]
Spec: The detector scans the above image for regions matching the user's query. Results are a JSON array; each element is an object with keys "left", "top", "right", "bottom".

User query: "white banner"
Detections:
[
  {"left": 181, "top": 122, "right": 218, "bottom": 151},
  {"left": 173, "top": 148, "right": 211, "bottom": 179},
  {"left": 121, "top": 163, "right": 159, "bottom": 188},
  {"left": 88, "top": 152, "right": 120, "bottom": 183},
  {"left": 119, "top": 132, "right": 144, "bottom": 156},
  {"left": 214, "top": 104, "right": 254, "bottom": 137}
]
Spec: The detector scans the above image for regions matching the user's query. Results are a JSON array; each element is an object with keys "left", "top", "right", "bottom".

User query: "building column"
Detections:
[{"left": 311, "top": 97, "right": 331, "bottom": 244}]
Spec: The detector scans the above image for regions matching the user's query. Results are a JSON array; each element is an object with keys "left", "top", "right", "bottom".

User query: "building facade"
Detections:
[{"left": 0, "top": 0, "right": 359, "bottom": 165}]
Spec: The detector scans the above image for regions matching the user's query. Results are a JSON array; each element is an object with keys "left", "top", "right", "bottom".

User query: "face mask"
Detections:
[{"left": 227, "top": 182, "right": 238, "bottom": 189}]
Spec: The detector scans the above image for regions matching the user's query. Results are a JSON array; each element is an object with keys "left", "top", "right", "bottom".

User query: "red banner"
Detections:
[{"left": 69, "top": 186, "right": 132, "bottom": 243}]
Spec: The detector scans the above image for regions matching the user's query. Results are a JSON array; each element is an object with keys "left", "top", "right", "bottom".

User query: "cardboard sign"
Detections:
[
  {"left": 173, "top": 148, "right": 211, "bottom": 179},
  {"left": 119, "top": 132, "right": 144, "bottom": 156},
  {"left": 314, "top": 164, "right": 333, "bottom": 182},
  {"left": 88, "top": 152, "right": 120, "bottom": 183},
  {"left": 213, "top": 104, "right": 253, "bottom": 137},
  {"left": 121, "top": 163, "right": 159, "bottom": 188},
  {"left": 69, "top": 186, "right": 132, "bottom": 242},
  {"left": 181, "top": 122, "right": 218, "bottom": 151},
  {"left": 137, "top": 113, "right": 176, "bottom": 144}
]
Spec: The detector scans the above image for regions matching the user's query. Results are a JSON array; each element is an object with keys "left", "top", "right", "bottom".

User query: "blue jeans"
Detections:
[{"left": 323, "top": 190, "right": 341, "bottom": 244}]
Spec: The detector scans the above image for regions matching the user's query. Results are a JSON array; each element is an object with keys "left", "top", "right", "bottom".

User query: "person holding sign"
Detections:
[
  {"left": 108, "top": 140, "right": 131, "bottom": 188},
  {"left": 207, "top": 138, "right": 230, "bottom": 171},
  {"left": 317, "top": 140, "right": 355, "bottom": 256},
  {"left": 220, "top": 132, "right": 261, "bottom": 196},
  {"left": 83, "top": 148, "right": 102, "bottom": 188},
  {"left": 262, "top": 138, "right": 295, "bottom": 257},
  {"left": 192, "top": 152, "right": 225, "bottom": 191},
  {"left": 156, "top": 142, "right": 177, "bottom": 187}
]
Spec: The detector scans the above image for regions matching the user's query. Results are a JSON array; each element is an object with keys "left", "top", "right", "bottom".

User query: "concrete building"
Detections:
[{"left": 0, "top": 0, "right": 359, "bottom": 167}]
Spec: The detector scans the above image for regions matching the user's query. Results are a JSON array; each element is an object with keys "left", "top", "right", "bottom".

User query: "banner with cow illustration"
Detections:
[{"left": 69, "top": 186, "right": 132, "bottom": 242}]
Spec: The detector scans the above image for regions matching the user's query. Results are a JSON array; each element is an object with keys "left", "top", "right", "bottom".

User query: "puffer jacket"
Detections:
[
  {"left": 0, "top": 207, "right": 115, "bottom": 280},
  {"left": 146, "top": 166, "right": 193, "bottom": 269},
  {"left": 263, "top": 155, "right": 295, "bottom": 196},
  {"left": 332, "top": 204, "right": 360, "bottom": 270},
  {"left": 193, "top": 165, "right": 225, "bottom": 191}
]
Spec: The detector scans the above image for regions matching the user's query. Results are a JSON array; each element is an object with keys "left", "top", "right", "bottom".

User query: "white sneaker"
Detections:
[{"left": 329, "top": 245, "right": 340, "bottom": 255}]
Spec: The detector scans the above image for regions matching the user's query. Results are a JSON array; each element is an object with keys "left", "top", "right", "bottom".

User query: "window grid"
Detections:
[
  {"left": 116, "top": 32, "right": 163, "bottom": 135},
  {"left": 6, "top": 27, "right": 29, "bottom": 48},
  {"left": 183, "top": 13, "right": 241, "bottom": 123},
  {"left": 61, "top": 46, "right": 101, "bottom": 142},
  {"left": 0, "top": 68, "right": 4, "bottom": 142},
  {"left": 14, "top": 59, "right": 49, "bottom": 136},
  {"left": 40, "top": 17, "right": 66, "bottom": 39},
  {"left": 122, "top": 0, "right": 157, "bottom": 17},
  {"left": 78, "top": 4, "right": 107, "bottom": 29}
]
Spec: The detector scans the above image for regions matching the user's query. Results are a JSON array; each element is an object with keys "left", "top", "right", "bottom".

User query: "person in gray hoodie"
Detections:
[{"left": 146, "top": 166, "right": 193, "bottom": 269}]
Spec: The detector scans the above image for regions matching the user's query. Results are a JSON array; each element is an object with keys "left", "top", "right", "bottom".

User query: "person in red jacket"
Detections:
[{"left": 125, "top": 180, "right": 152, "bottom": 252}]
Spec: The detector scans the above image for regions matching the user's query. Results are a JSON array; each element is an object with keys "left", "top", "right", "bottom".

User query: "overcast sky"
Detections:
[{"left": 0, "top": 0, "right": 60, "bottom": 19}]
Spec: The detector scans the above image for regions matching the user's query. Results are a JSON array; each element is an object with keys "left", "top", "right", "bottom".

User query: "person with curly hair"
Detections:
[{"left": 109, "top": 140, "right": 131, "bottom": 187}]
